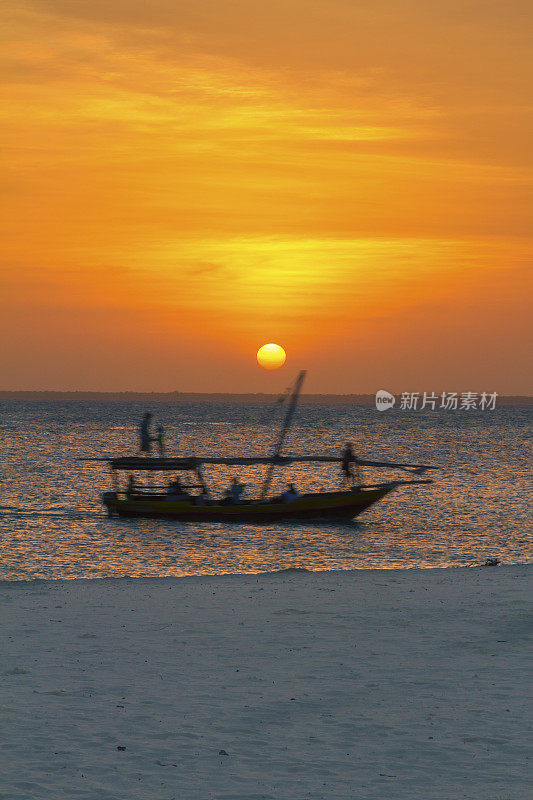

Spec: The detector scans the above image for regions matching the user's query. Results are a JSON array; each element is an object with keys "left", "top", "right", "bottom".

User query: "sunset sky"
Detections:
[{"left": 1, "top": 0, "right": 531, "bottom": 393}]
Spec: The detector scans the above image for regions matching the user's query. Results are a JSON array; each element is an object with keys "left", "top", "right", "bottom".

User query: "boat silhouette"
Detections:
[{"left": 81, "top": 372, "right": 435, "bottom": 522}]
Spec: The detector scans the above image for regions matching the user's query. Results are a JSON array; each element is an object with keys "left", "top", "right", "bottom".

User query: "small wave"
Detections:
[{"left": 261, "top": 566, "right": 312, "bottom": 575}]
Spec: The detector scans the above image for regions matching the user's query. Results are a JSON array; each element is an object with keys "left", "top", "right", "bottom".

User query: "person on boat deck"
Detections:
[
  {"left": 341, "top": 442, "right": 360, "bottom": 487},
  {"left": 156, "top": 425, "right": 165, "bottom": 457},
  {"left": 167, "top": 477, "right": 189, "bottom": 499},
  {"left": 126, "top": 475, "right": 137, "bottom": 498},
  {"left": 282, "top": 483, "right": 300, "bottom": 503},
  {"left": 221, "top": 488, "right": 233, "bottom": 505},
  {"left": 230, "top": 477, "right": 246, "bottom": 503},
  {"left": 139, "top": 413, "right": 153, "bottom": 455}
]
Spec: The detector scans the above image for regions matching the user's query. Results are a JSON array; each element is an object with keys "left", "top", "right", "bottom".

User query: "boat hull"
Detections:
[{"left": 102, "top": 485, "right": 396, "bottom": 522}]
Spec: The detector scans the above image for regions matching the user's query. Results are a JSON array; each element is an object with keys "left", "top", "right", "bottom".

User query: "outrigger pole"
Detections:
[{"left": 260, "top": 370, "right": 307, "bottom": 500}]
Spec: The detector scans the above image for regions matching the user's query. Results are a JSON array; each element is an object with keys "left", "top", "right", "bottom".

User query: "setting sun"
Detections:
[
  {"left": 257, "top": 343, "right": 286, "bottom": 370},
  {"left": 0, "top": 0, "right": 530, "bottom": 394}
]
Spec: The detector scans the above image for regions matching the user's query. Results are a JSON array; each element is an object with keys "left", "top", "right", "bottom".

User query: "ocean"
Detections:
[{"left": 0, "top": 400, "right": 531, "bottom": 580}]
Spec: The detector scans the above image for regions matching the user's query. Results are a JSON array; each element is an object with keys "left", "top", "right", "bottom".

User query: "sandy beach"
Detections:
[{"left": 1, "top": 565, "right": 530, "bottom": 800}]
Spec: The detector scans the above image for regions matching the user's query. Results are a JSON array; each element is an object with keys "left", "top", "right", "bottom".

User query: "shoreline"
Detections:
[
  {"left": 2, "top": 560, "right": 531, "bottom": 586},
  {"left": 2, "top": 564, "right": 530, "bottom": 799}
]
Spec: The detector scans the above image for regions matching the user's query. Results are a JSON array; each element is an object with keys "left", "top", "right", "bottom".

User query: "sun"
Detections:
[{"left": 257, "top": 343, "right": 286, "bottom": 370}]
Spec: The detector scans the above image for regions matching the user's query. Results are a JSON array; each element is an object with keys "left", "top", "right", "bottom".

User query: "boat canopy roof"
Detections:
[{"left": 80, "top": 455, "right": 437, "bottom": 472}]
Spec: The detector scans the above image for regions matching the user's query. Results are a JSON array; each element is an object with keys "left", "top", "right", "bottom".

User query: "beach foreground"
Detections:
[{"left": 1, "top": 566, "right": 530, "bottom": 800}]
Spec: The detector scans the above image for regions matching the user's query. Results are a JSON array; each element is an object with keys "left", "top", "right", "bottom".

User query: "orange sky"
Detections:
[{"left": 1, "top": 0, "right": 532, "bottom": 392}]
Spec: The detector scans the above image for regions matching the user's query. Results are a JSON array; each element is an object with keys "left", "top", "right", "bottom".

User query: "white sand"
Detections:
[{"left": 1, "top": 565, "right": 530, "bottom": 800}]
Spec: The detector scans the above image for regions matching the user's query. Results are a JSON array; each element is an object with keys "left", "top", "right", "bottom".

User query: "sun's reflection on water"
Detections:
[{"left": 0, "top": 401, "right": 531, "bottom": 579}]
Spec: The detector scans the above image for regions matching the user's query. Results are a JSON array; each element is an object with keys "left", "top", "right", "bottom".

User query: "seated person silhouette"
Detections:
[
  {"left": 282, "top": 483, "right": 300, "bottom": 503},
  {"left": 221, "top": 488, "right": 234, "bottom": 505},
  {"left": 221, "top": 478, "right": 246, "bottom": 505},
  {"left": 166, "top": 477, "right": 189, "bottom": 500},
  {"left": 126, "top": 475, "right": 137, "bottom": 499}
]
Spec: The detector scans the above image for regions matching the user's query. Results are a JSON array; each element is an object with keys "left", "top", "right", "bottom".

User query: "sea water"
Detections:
[{"left": 0, "top": 400, "right": 531, "bottom": 579}]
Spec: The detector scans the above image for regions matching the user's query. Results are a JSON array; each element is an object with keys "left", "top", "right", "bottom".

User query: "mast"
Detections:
[{"left": 260, "top": 370, "right": 306, "bottom": 499}]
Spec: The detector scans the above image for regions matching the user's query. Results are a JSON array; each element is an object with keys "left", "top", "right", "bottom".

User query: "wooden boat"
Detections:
[
  {"left": 104, "top": 485, "right": 397, "bottom": 522},
  {"left": 82, "top": 371, "right": 436, "bottom": 523},
  {"left": 100, "top": 458, "right": 427, "bottom": 522}
]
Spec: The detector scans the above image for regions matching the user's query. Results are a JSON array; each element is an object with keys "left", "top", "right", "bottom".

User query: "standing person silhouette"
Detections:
[
  {"left": 139, "top": 413, "right": 153, "bottom": 456},
  {"left": 341, "top": 442, "right": 360, "bottom": 487}
]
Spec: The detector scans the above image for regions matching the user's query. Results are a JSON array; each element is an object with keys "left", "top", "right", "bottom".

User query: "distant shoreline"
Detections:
[{"left": 0, "top": 390, "right": 531, "bottom": 405}]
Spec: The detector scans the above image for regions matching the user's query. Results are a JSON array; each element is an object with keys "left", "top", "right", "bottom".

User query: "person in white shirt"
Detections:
[{"left": 282, "top": 483, "right": 300, "bottom": 503}]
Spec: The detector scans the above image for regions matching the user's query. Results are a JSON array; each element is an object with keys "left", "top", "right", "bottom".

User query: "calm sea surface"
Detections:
[{"left": 0, "top": 401, "right": 531, "bottom": 580}]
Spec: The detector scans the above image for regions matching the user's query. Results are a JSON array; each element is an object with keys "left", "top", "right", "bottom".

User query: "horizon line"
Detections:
[{"left": 0, "top": 390, "right": 531, "bottom": 403}]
